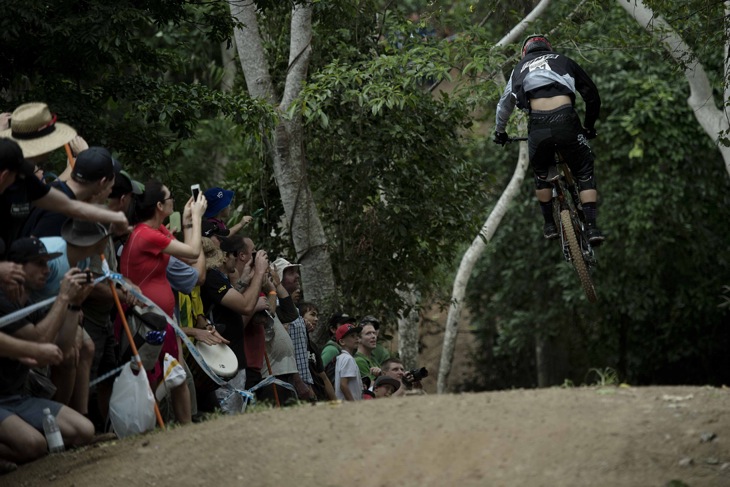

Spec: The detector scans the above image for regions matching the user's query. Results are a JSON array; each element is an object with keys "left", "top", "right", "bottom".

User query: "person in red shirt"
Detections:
[{"left": 120, "top": 180, "right": 206, "bottom": 424}]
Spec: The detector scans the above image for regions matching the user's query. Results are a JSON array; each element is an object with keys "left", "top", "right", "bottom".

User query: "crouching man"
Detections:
[{"left": 0, "top": 237, "right": 94, "bottom": 465}]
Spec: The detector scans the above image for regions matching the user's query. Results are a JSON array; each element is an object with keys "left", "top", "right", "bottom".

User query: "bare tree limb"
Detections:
[
  {"left": 436, "top": 0, "right": 554, "bottom": 395},
  {"left": 281, "top": 1, "right": 313, "bottom": 111},
  {"left": 437, "top": 116, "right": 528, "bottom": 394},
  {"left": 229, "top": 0, "right": 276, "bottom": 104},
  {"left": 617, "top": 0, "right": 730, "bottom": 179}
]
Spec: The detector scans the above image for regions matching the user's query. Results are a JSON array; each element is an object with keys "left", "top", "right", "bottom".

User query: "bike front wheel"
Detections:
[{"left": 560, "top": 209, "right": 597, "bottom": 302}]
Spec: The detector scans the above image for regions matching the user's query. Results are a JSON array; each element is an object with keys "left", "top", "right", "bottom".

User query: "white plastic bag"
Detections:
[
  {"left": 215, "top": 369, "right": 249, "bottom": 415},
  {"left": 109, "top": 362, "right": 156, "bottom": 438}
]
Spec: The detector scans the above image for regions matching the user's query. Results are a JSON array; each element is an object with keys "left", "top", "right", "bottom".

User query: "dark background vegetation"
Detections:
[{"left": 2, "top": 0, "right": 728, "bottom": 389}]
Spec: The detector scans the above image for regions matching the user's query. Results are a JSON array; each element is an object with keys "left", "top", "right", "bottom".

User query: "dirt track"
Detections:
[{"left": 5, "top": 386, "right": 730, "bottom": 487}]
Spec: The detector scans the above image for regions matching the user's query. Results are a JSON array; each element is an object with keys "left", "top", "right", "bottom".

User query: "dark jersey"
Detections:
[
  {"left": 199, "top": 268, "right": 247, "bottom": 368},
  {"left": 21, "top": 180, "right": 76, "bottom": 238},
  {"left": 496, "top": 50, "right": 600, "bottom": 132},
  {"left": 0, "top": 174, "right": 50, "bottom": 249}
]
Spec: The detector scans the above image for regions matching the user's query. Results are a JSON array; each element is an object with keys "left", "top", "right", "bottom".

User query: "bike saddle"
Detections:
[{"left": 547, "top": 165, "right": 560, "bottom": 182}]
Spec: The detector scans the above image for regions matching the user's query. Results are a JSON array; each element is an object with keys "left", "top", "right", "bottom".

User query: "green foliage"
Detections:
[
  {"left": 0, "top": 0, "right": 271, "bottom": 198},
  {"left": 464, "top": 2, "right": 730, "bottom": 391},
  {"left": 286, "top": 7, "right": 494, "bottom": 322},
  {"left": 7, "top": 0, "right": 727, "bottom": 391},
  {"left": 585, "top": 367, "right": 620, "bottom": 387}
]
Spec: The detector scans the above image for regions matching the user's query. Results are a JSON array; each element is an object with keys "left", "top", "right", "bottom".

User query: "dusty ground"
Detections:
[{"left": 5, "top": 385, "right": 730, "bottom": 487}]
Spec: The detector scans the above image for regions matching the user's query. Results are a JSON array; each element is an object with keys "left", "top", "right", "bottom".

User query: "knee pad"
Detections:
[{"left": 577, "top": 175, "right": 596, "bottom": 191}]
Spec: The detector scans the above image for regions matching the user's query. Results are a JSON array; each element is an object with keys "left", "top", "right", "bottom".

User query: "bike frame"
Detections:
[
  {"left": 549, "top": 161, "right": 596, "bottom": 270},
  {"left": 505, "top": 136, "right": 598, "bottom": 301}
]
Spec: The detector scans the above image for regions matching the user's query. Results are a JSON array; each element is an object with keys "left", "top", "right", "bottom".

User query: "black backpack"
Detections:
[{"left": 324, "top": 352, "right": 340, "bottom": 386}]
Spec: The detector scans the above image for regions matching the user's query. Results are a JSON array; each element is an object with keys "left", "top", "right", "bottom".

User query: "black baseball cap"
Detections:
[
  {"left": 0, "top": 138, "right": 34, "bottom": 177},
  {"left": 359, "top": 315, "right": 380, "bottom": 330},
  {"left": 8, "top": 237, "right": 63, "bottom": 263},
  {"left": 110, "top": 169, "right": 144, "bottom": 198},
  {"left": 71, "top": 147, "right": 119, "bottom": 182},
  {"left": 328, "top": 311, "right": 356, "bottom": 330}
]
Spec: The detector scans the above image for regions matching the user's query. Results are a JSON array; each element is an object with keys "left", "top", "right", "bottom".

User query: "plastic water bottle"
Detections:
[
  {"left": 42, "top": 408, "right": 65, "bottom": 453},
  {"left": 264, "top": 313, "right": 275, "bottom": 343},
  {"left": 264, "top": 322, "right": 275, "bottom": 342},
  {"left": 138, "top": 330, "right": 166, "bottom": 371}
]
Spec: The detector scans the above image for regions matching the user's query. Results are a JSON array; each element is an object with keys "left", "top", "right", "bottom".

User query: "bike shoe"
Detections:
[
  {"left": 543, "top": 222, "right": 559, "bottom": 240},
  {"left": 586, "top": 227, "right": 605, "bottom": 246}
]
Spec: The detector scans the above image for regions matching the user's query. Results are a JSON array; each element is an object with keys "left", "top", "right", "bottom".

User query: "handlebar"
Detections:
[{"left": 507, "top": 137, "right": 528, "bottom": 143}]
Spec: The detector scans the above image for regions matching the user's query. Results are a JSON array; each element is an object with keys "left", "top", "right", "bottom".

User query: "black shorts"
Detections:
[{"left": 528, "top": 105, "right": 595, "bottom": 187}]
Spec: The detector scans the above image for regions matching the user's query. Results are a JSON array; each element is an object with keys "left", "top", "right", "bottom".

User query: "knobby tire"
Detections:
[{"left": 560, "top": 209, "right": 597, "bottom": 302}]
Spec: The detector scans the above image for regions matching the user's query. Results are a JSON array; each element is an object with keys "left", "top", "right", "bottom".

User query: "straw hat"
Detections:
[
  {"left": 0, "top": 102, "right": 77, "bottom": 158},
  {"left": 202, "top": 237, "right": 226, "bottom": 269}
]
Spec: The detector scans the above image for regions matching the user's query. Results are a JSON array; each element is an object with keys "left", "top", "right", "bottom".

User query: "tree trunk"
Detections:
[
  {"left": 437, "top": 135, "right": 529, "bottom": 393},
  {"left": 220, "top": 41, "right": 237, "bottom": 94},
  {"left": 617, "top": 0, "right": 730, "bottom": 179},
  {"left": 229, "top": 0, "right": 336, "bottom": 314},
  {"left": 435, "top": 0, "right": 551, "bottom": 394},
  {"left": 396, "top": 286, "right": 421, "bottom": 370},
  {"left": 270, "top": 118, "right": 336, "bottom": 310},
  {"left": 535, "top": 330, "right": 548, "bottom": 388}
]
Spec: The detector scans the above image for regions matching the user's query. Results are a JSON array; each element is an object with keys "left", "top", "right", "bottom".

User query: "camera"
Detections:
[
  {"left": 403, "top": 367, "right": 428, "bottom": 385},
  {"left": 75, "top": 269, "right": 93, "bottom": 284}
]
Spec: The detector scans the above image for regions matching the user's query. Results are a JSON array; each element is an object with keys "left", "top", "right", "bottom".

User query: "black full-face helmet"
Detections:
[{"left": 521, "top": 34, "right": 552, "bottom": 58}]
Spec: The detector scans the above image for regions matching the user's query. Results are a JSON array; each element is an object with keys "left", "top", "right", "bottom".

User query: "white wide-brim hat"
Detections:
[{"left": 272, "top": 257, "right": 301, "bottom": 281}]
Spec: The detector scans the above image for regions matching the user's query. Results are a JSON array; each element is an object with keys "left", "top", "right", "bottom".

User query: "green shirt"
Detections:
[
  {"left": 321, "top": 340, "right": 341, "bottom": 365},
  {"left": 372, "top": 343, "right": 391, "bottom": 365},
  {"left": 354, "top": 351, "right": 381, "bottom": 381}
]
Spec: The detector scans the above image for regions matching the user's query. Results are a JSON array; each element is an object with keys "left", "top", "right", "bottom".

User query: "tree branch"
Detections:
[
  {"left": 229, "top": 0, "right": 277, "bottom": 103},
  {"left": 617, "top": 0, "right": 730, "bottom": 178},
  {"left": 281, "top": 1, "right": 313, "bottom": 111}
]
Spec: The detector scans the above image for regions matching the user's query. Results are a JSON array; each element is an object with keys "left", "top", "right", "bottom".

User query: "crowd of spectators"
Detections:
[{"left": 0, "top": 102, "right": 425, "bottom": 474}]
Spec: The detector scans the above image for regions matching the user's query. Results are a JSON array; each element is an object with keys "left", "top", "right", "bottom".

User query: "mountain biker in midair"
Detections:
[{"left": 493, "top": 35, "right": 605, "bottom": 245}]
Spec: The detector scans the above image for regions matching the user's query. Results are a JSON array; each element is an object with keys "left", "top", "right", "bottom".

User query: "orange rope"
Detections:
[
  {"left": 263, "top": 351, "right": 281, "bottom": 408},
  {"left": 64, "top": 143, "right": 75, "bottom": 169}
]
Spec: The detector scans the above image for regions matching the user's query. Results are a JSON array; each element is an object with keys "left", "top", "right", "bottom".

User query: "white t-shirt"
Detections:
[{"left": 334, "top": 350, "right": 362, "bottom": 401}]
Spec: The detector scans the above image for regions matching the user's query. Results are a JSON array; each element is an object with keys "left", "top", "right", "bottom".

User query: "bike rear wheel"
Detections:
[{"left": 560, "top": 209, "right": 597, "bottom": 302}]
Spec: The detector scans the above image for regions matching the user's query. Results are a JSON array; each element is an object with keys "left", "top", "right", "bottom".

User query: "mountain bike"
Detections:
[{"left": 509, "top": 137, "right": 598, "bottom": 302}]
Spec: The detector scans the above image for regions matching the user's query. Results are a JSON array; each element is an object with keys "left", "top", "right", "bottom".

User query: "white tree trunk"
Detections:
[
  {"left": 229, "top": 1, "right": 336, "bottom": 310},
  {"left": 617, "top": 0, "right": 730, "bottom": 179},
  {"left": 435, "top": 0, "right": 551, "bottom": 394},
  {"left": 230, "top": 1, "right": 275, "bottom": 103},
  {"left": 220, "top": 41, "right": 237, "bottom": 94},
  {"left": 437, "top": 135, "right": 529, "bottom": 393},
  {"left": 396, "top": 286, "right": 421, "bottom": 370}
]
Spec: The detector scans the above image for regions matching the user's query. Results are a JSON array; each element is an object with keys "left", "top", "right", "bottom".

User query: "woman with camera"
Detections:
[{"left": 120, "top": 180, "right": 207, "bottom": 424}]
